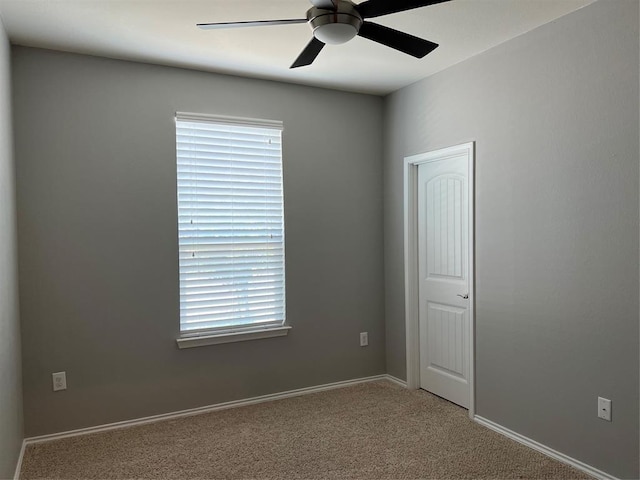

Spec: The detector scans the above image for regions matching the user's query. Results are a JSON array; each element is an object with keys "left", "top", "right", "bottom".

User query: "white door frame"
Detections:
[{"left": 403, "top": 142, "right": 475, "bottom": 419}]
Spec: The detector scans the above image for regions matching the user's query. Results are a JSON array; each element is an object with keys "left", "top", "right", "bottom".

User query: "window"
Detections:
[{"left": 175, "top": 113, "right": 287, "bottom": 346}]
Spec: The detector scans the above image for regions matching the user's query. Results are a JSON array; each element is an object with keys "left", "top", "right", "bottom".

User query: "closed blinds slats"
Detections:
[
  {"left": 177, "top": 252, "right": 283, "bottom": 262},
  {"left": 176, "top": 115, "right": 285, "bottom": 334},
  {"left": 182, "top": 304, "right": 285, "bottom": 317},
  {"left": 179, "top": 223, "right": 282, "bottom": 230},
  {"left": 182, "top": 289, "right": 283, "bottom": 301},
  {"left": 179, "top": 196, "right": 283, "bottom": 202},
  {"left": 182, "top": 318, "right": 283, "bottom": 333},
  {"left": 178, "top": 149, "right": 281, "bottom": 159},
  {"left": 182, "top": 310, "right": 284, "bottom": 322},
  {"left": 179, "top": 276, "right": 283, "bottom": 286},
  {"left": 177, "top": 143, "right": 281, "bottom": 153},
  {"left": 178, "top": 248, "right": 283, "bottom": 258},
  {"left": 180, "top": 284, "right": 283, "bottom": 295},
  {"left": 179, "top": 237, "right": 282, "bottom": 243},
  {"left": 179, "top": 174, "right": 282, "bottom": 183},
  {"left": 179, "top": 265, "right": 282, "bottom": 277},
  {"left": 176, "top": 157, "right": 281, "bottom": 169},
  {"left": 178, "top": 260, "right": 283, "bottom": 269},
  {"left": 180, "top": 198, "right": 281, "bottom": 204},
  {"left": 179, "top": 273, "right": 283, "bottom": 284},
  {"left": 181, "top": 302, "right": 284, "bottom": 315},
  {"left": 176, "top": 130, "right": 282, "bottom": 143}
]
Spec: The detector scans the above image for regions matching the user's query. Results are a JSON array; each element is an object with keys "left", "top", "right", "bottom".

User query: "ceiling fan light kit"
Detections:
[
  {"left": 197, "top": 0, "right": 450, "bottom": 68},
  {"left": 307, "top": 4, "right": 362, "bottom": 45}
]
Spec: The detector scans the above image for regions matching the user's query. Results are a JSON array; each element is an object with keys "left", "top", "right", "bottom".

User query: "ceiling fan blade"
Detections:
[
  {"left": 290, "top": 37, "right": 326, "bottom": 68},
  {"left": 355, "top": 0, "right": 450, "bottom": 19},
  {"left": 358, "top": 21, "right": 438, "bottom": 58},
  {"left": 197, "top": 19, "right": 307, "bottom": 30},
  {"left": 309, "top": 0, "right": 336, "bottom": 8}
]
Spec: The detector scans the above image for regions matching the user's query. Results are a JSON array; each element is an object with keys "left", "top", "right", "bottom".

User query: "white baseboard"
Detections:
[
  {"left": 384, "top": 374, "right": 407, "bottom": 387},
  {"left": 24, "top": 374, "right": 394, "bottom": 445},
  {"left": 17, "top": 378, "right": 614, "bottom": 480},
  {"left": 13, "top": 439, "right": 26, "bottom": 480},
  {"left": 474, "top": 415, "right": 617, "bottom": 480}
]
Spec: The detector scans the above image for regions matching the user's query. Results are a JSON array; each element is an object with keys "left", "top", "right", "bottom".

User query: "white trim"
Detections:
[
  {"left": 23, "top": 375, "right": 390, "bottom": 445},
  {"left": 384, "top": 375, "right": 408, "bottom": 388},
  {"left": 403, "top": 142, "right": 476, "bottom": 418},
  {"left": 13, "top": 439, "right": 26, "bottom": 480},
  {"left": 403, "top": 152, "right": 420, "bottom": 391},
  {"left": 474, "top": 416, "right": 616, "bottom": 480},
  {"left": 12, "top": 374, "right": 616, "bottom": 480},
  {"left": 177, "top": 325, "right": 291, "bottom": 349},
  {"left": 175, "top": 112, "right": 283, "bottom": 130}
]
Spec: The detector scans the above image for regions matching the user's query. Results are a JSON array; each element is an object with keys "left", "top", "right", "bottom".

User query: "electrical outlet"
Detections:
[
  {"left": 597, "top": 397, "right": 611, "bottom": 421},
  {"left": 360, "top": 332, "right": 368, "bottom": 347},
  {"left": 52, "top": 371, "right": 67, "bottom": 392}
]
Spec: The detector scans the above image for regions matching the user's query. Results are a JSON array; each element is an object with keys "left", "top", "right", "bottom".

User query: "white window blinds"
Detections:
[{"left": 176, "top": 113, "right": 285, "bottom": 334}]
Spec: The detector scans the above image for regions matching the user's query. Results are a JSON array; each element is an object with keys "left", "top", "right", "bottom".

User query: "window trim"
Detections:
[
  {"left": 174, "top": 112, "right": 288, "bottom": 347},
  {"left": 176, "top": 325, "right": 292, "bottom": 349}
]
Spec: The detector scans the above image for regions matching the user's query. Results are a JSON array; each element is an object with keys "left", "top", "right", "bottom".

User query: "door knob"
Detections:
[{"left": 457, "top": 293, "right": 469, "bottom": 299}]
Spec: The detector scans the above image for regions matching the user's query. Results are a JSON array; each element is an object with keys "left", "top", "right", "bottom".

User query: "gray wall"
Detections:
[
  {"left": 13, "top": 47, "right": 385, "bottom": 437},
  {"left": 0, "top": 17, "right": 23, "bottom": 480},
  {"left": 383, "top": 0, "right": 639, "bottom": 478}
]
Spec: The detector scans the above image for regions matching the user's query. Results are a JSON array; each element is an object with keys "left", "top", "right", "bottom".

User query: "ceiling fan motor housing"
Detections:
[{"left": 307, "top": 2, "right": 363, "bottom": 45}]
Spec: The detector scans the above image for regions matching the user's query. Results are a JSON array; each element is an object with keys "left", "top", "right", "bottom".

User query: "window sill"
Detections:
[{"left": 176, "top": 325, "right": 292, "bottom": 349}]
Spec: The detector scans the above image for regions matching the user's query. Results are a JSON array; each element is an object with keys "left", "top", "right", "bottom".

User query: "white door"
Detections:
[{"left": 417, "top": 153, "right": 470, "bottom": 408}]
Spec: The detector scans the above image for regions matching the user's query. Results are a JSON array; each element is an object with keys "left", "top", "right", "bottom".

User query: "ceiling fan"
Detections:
[{"left": 197, "top": 0, "right": 450, "bottom": 68}]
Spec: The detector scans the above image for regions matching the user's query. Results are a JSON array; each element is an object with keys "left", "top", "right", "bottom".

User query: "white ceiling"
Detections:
[{"left": 0, "top": 0, "right": 594, "bottom": 95}]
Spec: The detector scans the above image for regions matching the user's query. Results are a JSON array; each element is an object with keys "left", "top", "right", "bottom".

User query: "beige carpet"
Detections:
[{"left": 20, "top": 381, "right": 589, "bottom": 479}]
